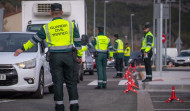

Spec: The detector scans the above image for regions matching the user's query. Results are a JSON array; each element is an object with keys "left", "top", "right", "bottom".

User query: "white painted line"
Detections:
[
  {"left": 118, "top": 80, "right": 128, "bottom": 85},
  {"left": 88, "top": 80, "right": 97, "bottom": 85},
  {"left": 0, "top": 100, "right": 15, "bottom": 103},
  {"left": 155, "top": 109, "right": 190, "bottom": 111}
]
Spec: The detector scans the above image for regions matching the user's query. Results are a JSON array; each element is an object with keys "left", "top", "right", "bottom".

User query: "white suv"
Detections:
[
  {"left": 175, "top": 50, "right": 190, "bottom": 66},
  {"left": 0, "top": 32, "right": 53, "bottom": 98}
]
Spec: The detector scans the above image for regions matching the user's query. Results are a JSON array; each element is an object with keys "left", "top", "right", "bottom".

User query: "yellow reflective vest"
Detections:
[
  {"left": 115, "top": 39, "right": 124, "bottom": 53},
  {"left": 124, "top": 46, "right": 130, "bottom": 56},
  {"left": 141, "top": 31, "right": 154, "bottom": 52},
  {"left": 95, "top": 35, "right": 110, "bottom": 52},
  {"left": 43, "top": 19, "right": 74, "bottom": 51}
]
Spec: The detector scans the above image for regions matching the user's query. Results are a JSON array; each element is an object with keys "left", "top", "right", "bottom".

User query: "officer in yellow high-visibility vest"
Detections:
[
  {"left": 141, "top": 24, "right": 154, "bottom": 82},
  {"left": 113, "top": 34, "right": 124, "bottom": 78},
  {"left": 124, "top": 43, "right": 130, "bottom": 68},
  {"left": 14, "top": 3, "right": 81, "bottom": 111},
  {"left": 79, "top": 27, "right": 114, "bottom": 89}
]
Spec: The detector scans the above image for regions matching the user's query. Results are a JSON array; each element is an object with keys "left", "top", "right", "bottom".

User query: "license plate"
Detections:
[{"left": 0, "top": 74, "right": 6, "bottom": 80}]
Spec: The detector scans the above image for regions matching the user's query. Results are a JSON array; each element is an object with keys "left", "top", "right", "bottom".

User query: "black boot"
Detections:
[
  {"left": 70, "top": 104, "right": 79, "bottom": 111},
  {"left": 142, "top": 78, "right": 152, "bottom": 82},
  {"left": 119, "top": 73, "right": 123, "bottom": 78},
  {"left": 55, "top": 104, "right": 65, "bottom": 111},
  {"left": 113, "top": 73, "right": 120, "bottom": 78},
  {"left": 94, "top": 86, "right": 101, "bottom": 89},
  {"left": 102, "top": 86, "right": 107, "bottom": 89}
]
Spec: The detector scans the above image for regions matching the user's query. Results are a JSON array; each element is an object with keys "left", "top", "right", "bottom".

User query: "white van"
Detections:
[{"left": 0, "top": 32, "right": 53, "bottom": 98}]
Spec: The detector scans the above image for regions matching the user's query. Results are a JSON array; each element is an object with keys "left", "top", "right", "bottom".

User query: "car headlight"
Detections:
[
  {"left": 16, "top": 58, "right": 36, "bottom": 69},
  {"left": 187, "top": 58, "right": 190, "bottom": 61},
  {"left": 129, "top": 59, "right": 132, "bottom": 62}
]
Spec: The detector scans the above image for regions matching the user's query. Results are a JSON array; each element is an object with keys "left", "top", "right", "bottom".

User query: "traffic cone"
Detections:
[
  {"left": 124, "top": 83, "right": 138, "bottom": 93},
  {"left": 122, "top": 68, "right": 130, "bottom": 79},
  {"left": 123, "top": 75, "right": 139, "bottom": 93},
  {"left": 124, "top": 77, "right": 138, "bottom": 93},
  {"left": 165, "top": 86, "right": 184, "bottom": 103},
  {"left": 129, "top": 75, "right": 139, "bottom": 89}
]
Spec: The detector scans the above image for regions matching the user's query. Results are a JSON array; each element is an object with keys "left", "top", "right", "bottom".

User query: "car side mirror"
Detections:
[
  {"left": 45, "top": 48, "right": 48, "bottom": 53},
  {"left": 81, "top": 34, "right": 89, "bottom": 45}
]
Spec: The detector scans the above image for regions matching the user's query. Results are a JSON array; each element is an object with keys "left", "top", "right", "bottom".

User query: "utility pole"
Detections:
[
  {"left": 130, "top": 14, "right": 135, "bottom": 52},
  {"left": 178, "top": 0, "right": 181, "bottom": 53},
  {"left": 0, "top": 8, "right": 4, "bottom": 32},
  {"left": 94, "top": 0, "right": 96, "bottom": 38},
  {"left": 104, "top": 1, "right": 109, "bottom": 35}
]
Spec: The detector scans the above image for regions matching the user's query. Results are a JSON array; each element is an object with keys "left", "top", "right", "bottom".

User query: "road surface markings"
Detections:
[
  {"left": 87, "top": 80, "right": 133, "bottom": 85},
  {"left": 118, "top": 80, "right": 128, "bottom": 85},
  {"left": 88, "top": 80, "right": 98, "bottom": 85},
  {"left": 0, "top": 99, "right": 15, "bottom": 103}
]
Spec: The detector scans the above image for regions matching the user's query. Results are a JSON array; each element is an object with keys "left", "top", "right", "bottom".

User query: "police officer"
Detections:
[
  {"left": 113, "top": 34, "right": 124, "bottom": 78},
  {"left": 80, "top": 27, "right": 114, "bottom": 89},
  {"left": 14, "top": 3, "right": 81, "bottom": 111},
  {"left": 141, "top": 24, "right": 154, "bottom": 82},
  {"left": 124, "top": 43, "right": 130, "bottom": 68}
]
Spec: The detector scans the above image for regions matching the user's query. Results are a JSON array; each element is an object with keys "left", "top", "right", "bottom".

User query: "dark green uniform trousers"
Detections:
[
  {"left": 49, "top": 52, "right": 79, "bottom": 111},
  {"left": 124, "top": 56, "right": 130, "bottom": 66},
  {"left": 95, "top": 53, "right": 107, "bottom": 87},
  {"left": 144, "top": 50, "right": 153, "bottom": 79},
  {"left": 115, "top": 58, "right": 123, "bottom": 72}
]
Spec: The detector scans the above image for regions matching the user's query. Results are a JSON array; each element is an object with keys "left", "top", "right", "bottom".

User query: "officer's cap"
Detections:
[
  {"left": 51, "top": 3, "right": 62, "bottom": 11},
  {"left": 143, "top": 23, "right": 150, "bottom": 30},
  {"left": 98, "top": 27, "right": 104, "bottom": 31},
  {"left": 114, "top": 34, "right": 119, "bottom": 38}
]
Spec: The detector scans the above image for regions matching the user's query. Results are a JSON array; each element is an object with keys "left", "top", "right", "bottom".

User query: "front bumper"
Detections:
[
  {"left": 175, "top": 62, "right": 190, "bottom": 66},
  {"left": 0, "top": 64, "right": 38, "bottom": 92}
]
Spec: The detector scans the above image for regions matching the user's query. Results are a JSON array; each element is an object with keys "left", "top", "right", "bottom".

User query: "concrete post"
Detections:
[{"left": 0, "top": 8, "right": 4, "bottom": 32}]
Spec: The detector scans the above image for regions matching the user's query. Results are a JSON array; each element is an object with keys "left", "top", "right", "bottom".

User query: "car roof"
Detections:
[{"left": 180, "top": 50, "right": 190, "bottom": 52}]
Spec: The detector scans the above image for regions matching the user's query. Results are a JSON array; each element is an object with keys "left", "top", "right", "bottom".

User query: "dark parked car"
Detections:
[
  {"left": 129, "top": 51, "right": 175, "bottom": 67},
  {"left": 152, "top": 54, "right": 175, "bottom": 66},
  {"left": 129, "top": 51, "right": 143, "bottom": 67}
]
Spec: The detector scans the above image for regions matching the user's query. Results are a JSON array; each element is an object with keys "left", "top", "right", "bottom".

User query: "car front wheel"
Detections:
[{"left": 32, "top": 69, "right": 44, "bottom": 99}]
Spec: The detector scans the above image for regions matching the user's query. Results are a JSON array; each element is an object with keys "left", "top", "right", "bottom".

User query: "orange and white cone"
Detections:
[{"left": 165, "top": 85, "right": 184, "bottom": 103}]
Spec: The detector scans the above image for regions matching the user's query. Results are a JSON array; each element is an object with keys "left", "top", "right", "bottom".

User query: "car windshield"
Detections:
[
  {"left": 0, "top": 33, "right": 37, "bottom": 52},
  {"left": 27, "top": 24, "right": 44, "bottom": 32},
  {"left": 178, "top": 51, "right": 190, "bottom": 57}
]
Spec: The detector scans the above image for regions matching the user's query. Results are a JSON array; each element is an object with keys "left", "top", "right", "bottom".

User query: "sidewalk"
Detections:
[{"left": 138, "top": 71, "right": 190, "bottom": 91}]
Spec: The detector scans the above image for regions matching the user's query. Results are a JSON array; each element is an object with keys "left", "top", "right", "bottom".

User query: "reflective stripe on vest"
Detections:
[
  {"left": 116, "top": 39, "right": 124, "bottom": 53},
  {"left": 141, "top": 31, "right": 154, "bottom": 50},
  {"left": 95, "top": 35, "right": 110, "bottom": 52},
  {"left": 43, "top": 19, "right": 74, "bottom": 50},
  {"left": 124, "top": 47, "right": 130, "bottom": 56}
]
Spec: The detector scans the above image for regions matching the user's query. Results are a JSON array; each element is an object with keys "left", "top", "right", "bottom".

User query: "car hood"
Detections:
[{"left": 0, "top": 52, "right": 37, "bottom": 64}]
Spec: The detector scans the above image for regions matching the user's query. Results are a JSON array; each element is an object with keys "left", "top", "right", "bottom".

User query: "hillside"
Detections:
[{"left": 0, "top": 0, "right": 190, "bottom": 50}]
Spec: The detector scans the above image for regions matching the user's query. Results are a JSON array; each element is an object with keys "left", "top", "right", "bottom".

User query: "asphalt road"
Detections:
[{"left": 0, "top": 68, "right": 137, "bottom": 111}]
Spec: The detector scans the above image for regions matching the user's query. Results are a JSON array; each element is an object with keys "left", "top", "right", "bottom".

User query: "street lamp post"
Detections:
[
  {"left": 104, "top": 1, "right": 109, "bottom": 35},
  {"left": 130, "top": 14, "right": 135, "bottom": 51},
  {"left": 94, "top": 0, "right": 96, "bottom": 38},
  {"left": 178, "top": 0, "right": 181, "bottom": 53}
]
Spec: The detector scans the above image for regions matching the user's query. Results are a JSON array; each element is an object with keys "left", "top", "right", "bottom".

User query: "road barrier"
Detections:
[{"left": 123, "top": 64, "right": 139, "bottom": 94}]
